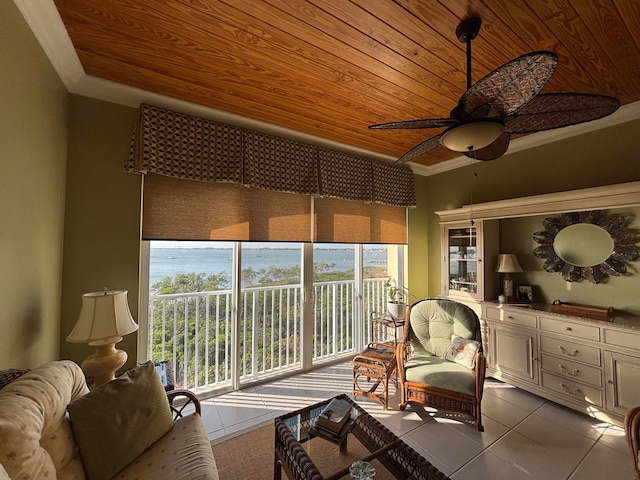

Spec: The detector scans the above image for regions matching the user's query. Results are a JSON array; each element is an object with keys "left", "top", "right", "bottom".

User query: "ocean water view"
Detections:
[{"left": 149, "top": 243, "right": 389, "bottom": 287}]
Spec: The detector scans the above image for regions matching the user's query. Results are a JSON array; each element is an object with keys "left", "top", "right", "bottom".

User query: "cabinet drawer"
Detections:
[
  {"left": 540, "top": 353, "right": 602, "bottom": 387},
  {"left": 539, "top": 316, "right": 600, "bottom": 341},
  {"left": 603, "top": 328, "right": 640, "bottom": 351},
  {"left": 541, "top": 371, "right": 603, "bottom": 407},
  {"left": 485, "top": 306, "right": 537, "bottom": 328},
  {"left": 540, "top": 335, "right": 601, "bottom": 367}
]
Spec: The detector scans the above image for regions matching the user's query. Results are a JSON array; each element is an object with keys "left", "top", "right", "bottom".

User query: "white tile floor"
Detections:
[{"left": 203, "top": 361, "right": 634, "bottom": 479}]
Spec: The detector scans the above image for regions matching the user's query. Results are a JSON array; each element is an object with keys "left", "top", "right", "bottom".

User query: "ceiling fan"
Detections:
[{"left": 369, "top": 17, "right": 620, "bottom": 164}]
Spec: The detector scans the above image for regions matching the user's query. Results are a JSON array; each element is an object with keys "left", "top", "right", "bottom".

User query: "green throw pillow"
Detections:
[{"left": 67, "top": 361, "right": 174, "bottom": 480}]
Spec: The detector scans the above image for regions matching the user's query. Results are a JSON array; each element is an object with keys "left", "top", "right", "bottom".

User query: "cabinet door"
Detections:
[
  {"left": 491, "top": 326, "right": 538, "bottom": 385},
  {"left": 442, "top": 222, "right": 489, "bottom": 301},
  {"left": 441, "top": 220, "right": 498, "bottom": 303},
  {"left": 445, "top": 224, "right": 479, "bottom": 297},
  {"left": 605, "top": 351, "right": 640, "bottom": 416}
]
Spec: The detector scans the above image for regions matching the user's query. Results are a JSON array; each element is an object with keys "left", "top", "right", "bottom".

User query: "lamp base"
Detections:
[
  {"left": 502, "top": 274, "right": 515, "bottom": 301},
  {"left": 82, "top": 336, "right": 127, "bottom": 389}
]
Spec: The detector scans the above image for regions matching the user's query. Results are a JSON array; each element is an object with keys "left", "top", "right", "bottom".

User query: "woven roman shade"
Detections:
[
  {"left": 142, "top": 174, "right": 313, "bottom": 242},
  {"left": 129, "top": 104, "right": 414, "bottom": 243},
  {"left": 142, "top": 174, "right": 408, "bottom": 243},
  {"left": 315, "top": 197, "right": 407, "bottom": 244}
]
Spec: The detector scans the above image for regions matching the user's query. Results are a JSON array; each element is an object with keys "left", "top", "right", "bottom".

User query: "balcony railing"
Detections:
[{"left": 147, "top": 278, "right": 389, "bottom": 390}]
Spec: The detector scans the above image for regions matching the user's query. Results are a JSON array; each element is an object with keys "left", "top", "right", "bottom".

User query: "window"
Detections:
[{"left": 140, "top": 241, "right": 404, "bottom": 392}]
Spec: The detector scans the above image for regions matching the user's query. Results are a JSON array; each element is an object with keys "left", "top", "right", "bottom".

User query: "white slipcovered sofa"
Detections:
[{"left": 0, "top": 360, "right": 218, "bottom": 480}]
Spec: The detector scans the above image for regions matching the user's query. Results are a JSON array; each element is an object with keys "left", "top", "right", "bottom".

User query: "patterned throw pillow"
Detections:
[
  {"left": 445, "top": 335, "right": 481, "bottom": 369},
  {"left": 67, "top": 361, "right": 173, "bottom": 480}
]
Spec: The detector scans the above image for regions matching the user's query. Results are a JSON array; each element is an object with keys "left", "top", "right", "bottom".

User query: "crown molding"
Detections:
[{"left": 436, "top": 181, "right": 640, "bottom": 223}]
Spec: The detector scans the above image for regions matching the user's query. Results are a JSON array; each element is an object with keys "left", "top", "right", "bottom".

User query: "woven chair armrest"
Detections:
[
  {"left": 167, "top": 389, "right": 202, "bottom": 420},
  {"left": 395, "top": 342, "right": 410, "bottom": 383},
  {"left": 0, "top": 369, "right": 30, "bottom": 389},
  {"left": 475, "top": 352, "right": 487, "bottom": 399}
]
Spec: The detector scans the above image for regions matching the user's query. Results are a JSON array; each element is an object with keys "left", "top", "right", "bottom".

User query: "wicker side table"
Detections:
[
  {"left": 352, "top": 342, "right": 397, "bottom": 410},
  {"left": 370, "top": 312, "right": 405, "bottom": 346}
]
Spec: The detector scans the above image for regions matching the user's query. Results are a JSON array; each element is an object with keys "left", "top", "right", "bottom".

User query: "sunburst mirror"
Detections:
[{"left": 533, "top": 210, "right": 640, "bottom": 284}]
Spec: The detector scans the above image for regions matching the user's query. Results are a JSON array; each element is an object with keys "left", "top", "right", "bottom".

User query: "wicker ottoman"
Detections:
[{"left": 352, "top": 342, "right": 397, "bottom": 409}]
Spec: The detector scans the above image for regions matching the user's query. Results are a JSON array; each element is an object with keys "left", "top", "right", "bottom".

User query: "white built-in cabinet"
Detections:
[
  {"left": 436, "top": 182, "right": 640, "bottom": 425},
  {"left": 482, "top": 302, "right": 640, "bottom": 425}
]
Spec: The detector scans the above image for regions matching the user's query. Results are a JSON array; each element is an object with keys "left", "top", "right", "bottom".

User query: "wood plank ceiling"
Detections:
[{"left": 53, "top": 0, "right": 640, "bottom": 168}]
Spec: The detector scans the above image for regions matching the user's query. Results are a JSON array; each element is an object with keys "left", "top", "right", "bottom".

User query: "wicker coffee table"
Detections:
[{"left": 274, "top": 394, "right": 450, "bottom": 480}]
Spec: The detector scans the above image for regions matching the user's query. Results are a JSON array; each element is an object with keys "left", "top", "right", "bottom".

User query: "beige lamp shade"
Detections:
[
  {"left": 67, "top": 290, "right": 138, "bottom": 344},
  {"left": 495, "top": 254, "right": 523, "bottom": 273}
]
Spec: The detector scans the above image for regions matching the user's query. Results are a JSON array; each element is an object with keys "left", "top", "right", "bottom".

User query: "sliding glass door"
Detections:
[{"left": 140, "top": 241, "right": 402, "bottom": 394}]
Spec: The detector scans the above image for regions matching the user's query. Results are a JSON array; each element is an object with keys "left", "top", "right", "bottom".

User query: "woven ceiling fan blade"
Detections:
[
  {"left": 395, "top": 134, "right": 442, "bottom": 164},
  {"left": 463, "top": 133, "right": 510, "bottom": 161},
  {"left": 504, "top": 93, "right": 620, "bottom": 133},
  {"left": 369, "top": 118, "right": 458, "bottom": 129},
  {"left": 459, "top": 51, "right": 558, "bottom": 118}
]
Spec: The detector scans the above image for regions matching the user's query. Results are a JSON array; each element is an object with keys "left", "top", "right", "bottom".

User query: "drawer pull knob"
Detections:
[
  {"left": 560, "top": 383, "right": 582, "bottom": 396},
  {"left": 564, "top": 327, "right": 572, "bottom": 331},
  {"left": 559, "top": 364, "right": 580, "bottom": 377},
  {"left": 558, "top": 346, "right": 579, "bottom": 356},
  {"left": 507, "top": 316, "right": 514, "bottom": 320}
]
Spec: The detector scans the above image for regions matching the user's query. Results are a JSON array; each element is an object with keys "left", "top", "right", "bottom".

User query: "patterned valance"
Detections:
[
  {"left": 126, "top": 104, "right": 243, "bottom": 183},
  {"left": 244, "top": 131, "right": 319, "bottom": 195},
  {"left": 126, "top": 104, "right": 416, "bottom": 207}
]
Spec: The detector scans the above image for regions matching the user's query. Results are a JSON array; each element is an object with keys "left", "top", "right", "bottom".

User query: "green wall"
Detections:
[
  {"left": 60, "top": 96, "right": 140, "bottom": 366},
  {"left": 406, "top": 175, "right": 430, "bottom": 302},
  {"left": 0, "top": 1, "right": 68, "bottom": 367},
  {"left": 417, "top": 119, "right": 640, "bottom": 314}
]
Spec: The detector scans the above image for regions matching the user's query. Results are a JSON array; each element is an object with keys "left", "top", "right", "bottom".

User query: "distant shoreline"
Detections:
[{"left": 149, "top": 246, "right": 389, "bottom": 287}]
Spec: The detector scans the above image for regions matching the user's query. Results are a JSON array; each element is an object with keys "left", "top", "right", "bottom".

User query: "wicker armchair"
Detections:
[
  {"left": 625, "top": 406, "right": 640, "bottom": 480},
  {"left": 396, "top": 298, "right": 486, "bottom": 431}
]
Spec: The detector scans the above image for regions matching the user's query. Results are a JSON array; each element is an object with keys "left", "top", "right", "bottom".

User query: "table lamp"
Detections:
[
  {"left": 67, "top": 289, "right": 138, "bottom": 389},
  {"left": 495, "top": 254, "right": 523, "bottom": 302}
]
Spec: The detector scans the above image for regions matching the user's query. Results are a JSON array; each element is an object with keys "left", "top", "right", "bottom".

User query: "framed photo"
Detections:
[{"left": 517, "top": 285, "right": 533, "bottom": 302}]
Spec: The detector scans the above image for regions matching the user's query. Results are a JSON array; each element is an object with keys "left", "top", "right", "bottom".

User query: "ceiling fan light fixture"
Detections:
[{"left": 440, "top": 121, "right": 504, "bottom": 152}]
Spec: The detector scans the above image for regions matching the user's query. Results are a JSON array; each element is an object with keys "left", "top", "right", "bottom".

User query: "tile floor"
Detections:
[{"left": 203, "top": 361, "right": 634, "bottom": 479}]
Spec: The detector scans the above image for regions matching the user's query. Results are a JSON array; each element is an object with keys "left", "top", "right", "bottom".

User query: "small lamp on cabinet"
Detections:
[
  {"left": 495, "top": 254, "right": 523, "bottom": 302},
  {"left": 67, "top": 289, "right": 138, "bottom": 389}
]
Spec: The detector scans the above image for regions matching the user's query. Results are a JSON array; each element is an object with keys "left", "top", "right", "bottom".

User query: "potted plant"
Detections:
[{"left": 385, "top": 277, "right": 408, "bottom": 320}]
